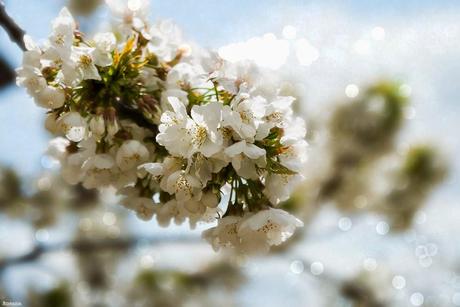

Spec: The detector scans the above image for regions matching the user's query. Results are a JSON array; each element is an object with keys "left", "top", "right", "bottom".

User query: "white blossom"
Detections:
[
  {"left": 89, "top": 115, "right": 105, "bottom": 139},
  {"left": 155, "top": 199, "right": 186, "bottom": 227},
  {"left": 278, "top": 139, "right": 308, "bottom": 172},
  {"left": 46, "top": 137, "right": 70, "bottom": 161},
  {"left": 123, "top": 197, "right": 155, "bottom": 221},
  {"left": 82, "top": 154, "right": 116, "bottom": 188},
  {"left": 187, "top": 102, "right": 224, "bottom": 157},
  {"left": 156, "top": 97, "right": 192, "bottom": 157},
  {"left": 36, "top": 86, "right": 66, "bottom": 109},
  {"left": 281, "top": 116, "right": 307, "bottom": 145},
  {"left": 106, "top": 0, "right": 150, "bottom": 37},
  {"left": 22, "top": 35, "right": 42, "bottom": 67},
  {"left": 148, "top": 20, "right": 184, "bottom": 62},
  {"left": 45, "top": 113, "right": 61, "bottom": 134},
  {"left": 93, "top": 32, "right": 117, "bottom": 66},
  {"left": 224, "top": 140, "right": 266, "bottom": 179},
  {"left": 69, "top": 46, "right": 101, "bottom": 81},
  {"left": 16, "top": 67, "right": 47, "bottom": 96},
  {"left": 59, "top": 138, "right": 97, "bottom": 185},
  {"left": 238, "top": 208, "right": 304, "bottom": 249},
  {"left": 157, "top": 157, "right": 183, "bottom": 192},
  {"left": 264, "top": 173, "right": 304, "bottom": 205},
  {"left": 166, "top": 63, "right": 213, "bottom": 94},
  {"left": 165, "top": 171, "right": 202, "bottom": 202},
  {"left": 189, "top": 153, "right": 228, "bottom": 185},
  {"left": 49, "top": 7, "right": 76, "bottom": 58},
  {"left": 115, "top": 140, "right": 150, "bottom": 171},
  {"left": 58, "top": 112, "right": 87, "bottom": 142},
  {"left": 137, "top": 162, "right": 163, "bottom": 184},
  {"left": 202, "top": 216, "right": 242, "bottom": 251},
  {"left": 222, "top": 94, "right": 267, "bottom": 141}
]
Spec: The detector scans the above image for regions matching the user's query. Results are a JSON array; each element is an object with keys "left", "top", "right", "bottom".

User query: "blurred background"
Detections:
[{"left": 0, "top": 0, "right": 460, "bottom": 306}]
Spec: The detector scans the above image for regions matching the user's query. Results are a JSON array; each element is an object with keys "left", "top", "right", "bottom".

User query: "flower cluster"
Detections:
[{"left": 16, "top": 1, "right": 307, "bottom": 254}]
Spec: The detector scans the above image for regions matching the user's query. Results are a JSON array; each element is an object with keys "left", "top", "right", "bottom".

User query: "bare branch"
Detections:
[
  {"left": 0, "top": 1, "right": 25, "bottom": 51},
  {"left": 0, "top": 54, "right": 14, "bottom": 88}
]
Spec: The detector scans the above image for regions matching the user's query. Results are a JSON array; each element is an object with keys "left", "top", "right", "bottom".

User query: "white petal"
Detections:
[
  {"left": 139, "top": 162, "right": 164, "bottom": 176},
  {"left": 200, "top": 140, "right": 222, "bottom": 158},
  {"left": 167, "top": 96, "right": 187, "bottom": 118},
  {"left": 94, "top": 32, "right": 116, "bottom": 52},
  {"left": 81, "top": 64, "right": 101, "bottom": 81},
  {"left": 243, "top": 143, "right": 265, "bottom": 159},
  {"left": 224, "top": 140, "right": 246, "bottom": 157},
  {"left": 192, "top": 101, "right": 222, "bottom": 131},
  {"left": 23, "top": 35, "right": 38, "bottom": 51}
]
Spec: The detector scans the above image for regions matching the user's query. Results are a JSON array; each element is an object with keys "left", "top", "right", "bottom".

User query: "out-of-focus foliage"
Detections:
[
  {"left": 0, "top": 167, "right": 23, "bottom": 213},
  {"left": 68, "top": 0, "right": 102, "bottom": 16},
  {"left": 0, "top": 167, "right": 99, "bottom": 228},
  {"left": 277, "top": 80, "right": 447, "bottom": 253},
  {"left": 329, "top": 81, "right": 407, "bottom": 167},
  {"left": 23, "top": 262, "right": 243, "bottom": 307},
  {"left": 0, "top": 166, "right": 245, "bottom": 307},
  {"left": 128, "top": 262, "right": 243, "bottom": 307},
  {"left": 28, "top": 283, "right": 73, "bottom": 307},
  {"left": 341, "top": 270, "right": 393, "bottom": 307},
  {"left": 75, "top": 210, "right": 124, "bottom": 290},
  {"left": 377, "top": 145, "right": 447, "bottom": 230},
  {"left": 321, "top": 81, "right": 408, "bottom": 209}
]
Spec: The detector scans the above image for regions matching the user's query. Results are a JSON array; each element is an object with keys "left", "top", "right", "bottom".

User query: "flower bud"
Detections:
[
  {"left": 89, "top": 115, "right": 105, "bottom": 139},
  {"left": 45, "top": 113, "right": 61, "bottom": 134},
  {"left": 104, "top": 107, "right": 119, "bottom": 136},
  {"left": 36, "top": 86, "right": 66, "bottom": 109}
]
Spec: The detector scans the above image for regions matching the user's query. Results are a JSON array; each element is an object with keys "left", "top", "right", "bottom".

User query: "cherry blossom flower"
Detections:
[
  {"left": 58, "top": 112, "right": 87, "bottom": 142},
  {"left": 115, "top": 140, "right": 150, "bottom": 171},
  {"left": 123, "top": 197, "right": 155, "bottom": 221},
  {"left": 36, "top": 86, "right": 66, "bottom": 109},
  {"left": 93, "top": 32, "right": 117, "bottom": 67},
  {"left": 148, "top": 20, "right": 184, "bottom": 62},
  {"left": 69, "top": 46, "right": 101, "bottom": 81},
  {"left": 238, "top": 208, "right": 304, "bottom": 247},
  {"left": 224, "top": 140, "right": 266, "bottom": 179},
  {"left": 165, "top": 171, "right": 202, "bottom": 202},
  {"left": 89, "top": 115, "right": 105, "bottom": 139},
  {"left": 82, "top": 154, "right": 116, "bottom": 188},
  {"left": 187, "top": 102, "right": 224, "bottom": 157},
  {"left": 222, "top": 94, "right": 267, "bottom": 141},
  {"left": 264, "top": 173, "right": 304, "bottom": 205},
  {"left": 49, "top": 7, "right": 75, "bottom": 58},
  {"left": 202, "top": 216, "right": 242, "bottom": 251}
]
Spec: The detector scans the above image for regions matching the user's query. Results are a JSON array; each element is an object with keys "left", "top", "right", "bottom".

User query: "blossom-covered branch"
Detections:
[
  {"left": 16, "top": 1, "right": 308, "bottom": 254},
  {"left": 0, "top": 1, "right": 25, "bottom": 51}
]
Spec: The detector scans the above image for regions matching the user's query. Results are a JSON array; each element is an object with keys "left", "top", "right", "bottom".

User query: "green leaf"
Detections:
[{"left": 267, "top": 159, "right": 297, "bottom": 175}]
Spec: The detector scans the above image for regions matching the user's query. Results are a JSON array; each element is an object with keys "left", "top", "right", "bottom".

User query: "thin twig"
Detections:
[
  {"left": 0, "top": 235, "right": 201, "bottom": 272},
  {"left": 0, "top": 1, "right": 25, "bottom": 51}
]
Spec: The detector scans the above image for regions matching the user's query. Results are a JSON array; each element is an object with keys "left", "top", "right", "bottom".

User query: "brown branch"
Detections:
[
  {"left": 0, "top": 54, "right": 14, "bottom": 88},
  {"left": 0, "top": 235, "right": 201, "bottom": 272},
  {"left": 0, "top": 1, "right": 25, "bottom": 51}
]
